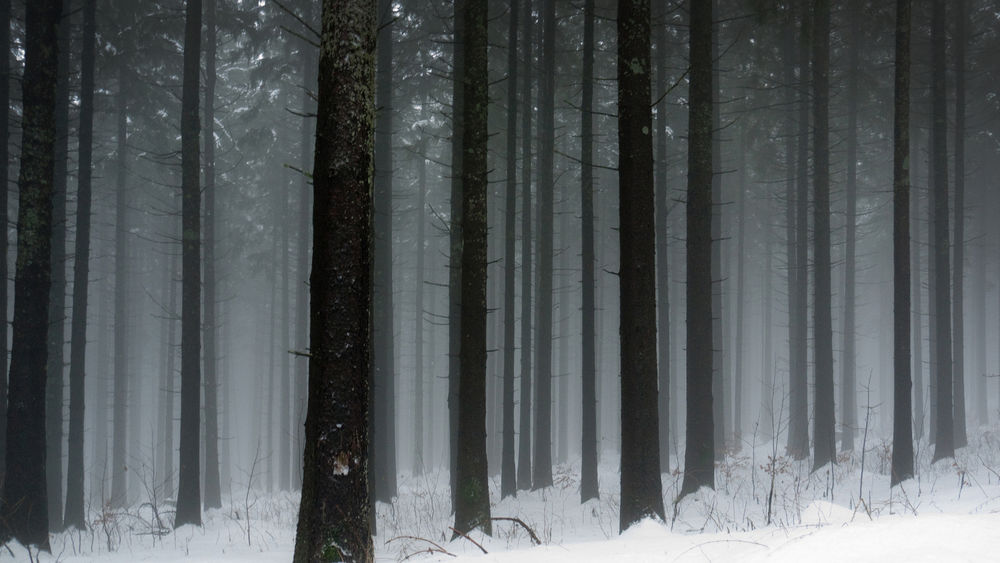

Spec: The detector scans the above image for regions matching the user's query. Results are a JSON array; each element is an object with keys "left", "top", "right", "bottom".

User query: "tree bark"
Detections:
[
  {"left": 501, "top": 0, "right": 519, "bottom": 500},
  {"left": 448, "top": 0, "right": 465, "bottom": 504},
  {"left": 841, "top": 0, "right": 860, "bottom": 453},
  {"left": 891, "top": 0, "right": 914, "bottom": 486},
  {"left": 110, "top": 58, "right": 130, "bottom": 511},
  {"left": 292, "top": 0, "right": 376, "bottom": 559},
  {"left": 653, "top": 0, "right": 670, "bottom": 475},
  {"left": 0, "top": 0, "right": 10, "bottom": 485},
  {"left": 64, "top": 0, "right": 96, "bottom": 530},
  {"left": 516, "top": 1, "right": 533, "bottom": 492},
  {"left": 0, "top": 0, "right": 62, "bottom": 548},
  {"left": 175, "top": 0, "right": 203, "bottom": 528},
  {"left": 951, "top": 0, "right": 967, "bottom": 449},
  {"left": 580, "top": 0, "right": 598, "bottom": 501}
]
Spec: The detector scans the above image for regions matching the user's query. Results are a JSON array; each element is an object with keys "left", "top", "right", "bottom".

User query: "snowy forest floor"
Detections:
[{"left": 9, "top": 425, "right": 1000, "bottom": 562}]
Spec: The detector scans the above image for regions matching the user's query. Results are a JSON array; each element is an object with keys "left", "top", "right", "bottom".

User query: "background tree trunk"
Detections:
[
  {"left": 580, "top": 0, "right": 598, "bottom": 501},
  {"left": 501, "top": 0, "right": 519, "bottom": 500},
  {"left": 951, "top": 0, "right": 967, "bottom": 449},
  {"left": 516, "top": 1, "right": 533, "bottom": 492}
]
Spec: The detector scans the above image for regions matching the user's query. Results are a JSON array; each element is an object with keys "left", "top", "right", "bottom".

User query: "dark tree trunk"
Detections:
[
  {"left": 373, "top": 0, "right": 396, "bottom": 503},
  {"left": 516, "top": 1, "right": 533, "bottom": 492},
  {"left": 110, "top": 61, "right": 130, "bottom": 511},
  {"left": 911, "top": 131, "right": 924, "bottom": 440},
  {"left": 0, "top": 0, "right": 62, "bottom": 548},
  {"left": 0, "top": 0, "right": 9, "bottom": 483},
  {"left": 841, "top": 0, "right": 860, "bottom": 453},
  {"left": 788, "top": 3, "right": 810, "bottom": 460},
  {"left": 64, "top": 0, "right": 96, "bottom": 530},
  {"left": 448, "top": 0, "right": 464, "bottom": 504},
  {"left": 782, "top": 13, "right": 798, "bottom": 452},
  {"left": 175, "top": 0, "right": 203, "bottom": 528},
  {"left": 292, "top": 0, "right": 376, "bottom": 558},
  {"left": 500, "top": 0, "right": 518, "bottom": 500},
  {"left": 951, "top": 0, "right": 967, "bottom": 449},
  {"left": 532, "top": 0, "right": 554, "bottom": 491},
  {"left": 618, "top": 0, "right": 664, "bottom": 530},
  {"left": 710, "top": 0, "right": 724, "bottom": 458},
  {"left": 927, "top": 119, "right": 937, "bottom": 445},
  {"left": 413, "top": 138, "right": 427, "bottom": 476},
  {"left": 653, "top": 0, "right": 669, "bottom": 475},
  {"left": 891, "top": 0, "right": 914, "bottom": 486},
  {"left": 930, "top": 0, "right": 953, "bottom": 462},
  {"left": 202, "top": 0, "right": 221, "bottom": 509},
  {"left": 45, "top": 1, "right": 71, "bottom": 529},
  {"left": 680, "top": 0, "right": 715, "bottom": 500},
  {"left": 453, "top": 0, "right": 491, "bottom": 535},
  {"left": 580, "top": 0, "right": 598, "bottom": 501},
  {"left": 811, "top": 0, "right": 835, "bottom": 472}
]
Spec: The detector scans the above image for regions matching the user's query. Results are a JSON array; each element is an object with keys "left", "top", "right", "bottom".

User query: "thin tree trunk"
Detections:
[
  {"left": 782, "top": 13, "right": 798, "bottom": 452},
  {"left": 580, "top": 0, "right": 598, "bottom": 501},
  {"left": 841, "top": 0, "right": 860, "bottom": 453},
  {"left": 653, "top": 0, "right": 669, "bottom": 475},
  {"left": 292, "top": 0, "right": 376, "bottom": 558},
  {"left": 0, "top": 0, "right": 10, "bottom": 484},
  {"left": 951, "top": 0, "right": 967, "bottom": 449},
  {"left": 891, "top": 0, "right": 914, "bottom": 486},
  {"left": 711, "top": 0, "right": 725, "bottom": 458},
  {"left": 930, "top": 0, "right": 954, "bottom": 462},
  {"left": 0, "top": 0, "right": 62, "bottom": 547},
  {"left": 680, "top": 0, "right": 715, "bottom": 500},
  {"left": 110, "top": 61, "right": 130, "bottom": 510},
  {"left": 175, "top": 0, "right": 203, "bottom": 528},
  {"left": 413, "top": 138, "right": 427, "bottom": 476},
  {"left": 516, "top": 1, "right": 533, "bottom": 492},
  {"left": 734, "top": 129, "right": 746, "bottom": 446},
  {"left": 448, "top": 0, "right": 465, "bottom": 503},
  {"left": 911, "top": 131, "right": 924, "bottom": 440},
  {"left": 64, "top": 0, "right": 96, "bottom": 529}
]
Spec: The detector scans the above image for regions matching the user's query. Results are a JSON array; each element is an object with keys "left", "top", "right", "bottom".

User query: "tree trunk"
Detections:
[
  {"left": 951, "top": 0, "right": 967, "bottom": 449},
  {"left": 532, "top": 0, "right": 555, "bottom": 491},
  {"left": 911, "top": 130, "right": 924, "bottom": 440},
  {"left": 516, "top": 1, "right": 533, "bottom": 492},
  {"left": 891, "top": 0, "right": 914, "bottom": 486},
  {"left": 413, "top": 137, "right": 427, "bottom": 476},
  {"left": 175, "top": 0, "right": 203, "bottom": 528},
  {"left": 781, "top": 12, "right": 798, "bottom": 452},
  {"left": 453, "top": 0, "right": 491, "bottom": 534},
  {"left": 841, "top": 0, "right": 860, "bottom": 453},
  {"left": 45, "top": 1, "right": 71, "bottom": 529},
  {"left": 0, "top": 0, "right": 62, "bottom": 548},
  {"left": 202, "top": 0, "right": 222, "bottom": 509},
  {"left": 653, "top": 0, "right": 669, "bottom": 475},
  {"left": 0, "top": 0, "right": 10, "bottom": 485},
  {"left": 292, "top": 0, "right": 376, "bottom": 558},
  {"left": 373, "top": 0, "right": 396, "bottom": 504},
  {"left": 448, "top": 0, "right": 465, "bottom": 504},
  {"left": 64, "top": 0, "right": 96, "bottom": 530},
  {"left": 930, "top": 0, "right": 954, "bottom": 462},
  {"left": 618, "top": 0, "right": 664, "bottom": 529},
  {"left": 580, "top": 0, "right": 598, "bottom": 501},
  {"left": 711, "top": 0, "right": 725, "bottom": 458},
  {"left": 110, "top": 61, "right": 130, "bottom": 511},
  {"left": 680, "top": 0, "right": 715, "bottom": 500},
  {"left": 501, "top": 0, "right": 518, "bottom": 499}
]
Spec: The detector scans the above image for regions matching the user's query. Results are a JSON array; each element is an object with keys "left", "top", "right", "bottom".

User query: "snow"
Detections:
[{"left": 7, "top": 431, "right": 1000, "bottom": 562}]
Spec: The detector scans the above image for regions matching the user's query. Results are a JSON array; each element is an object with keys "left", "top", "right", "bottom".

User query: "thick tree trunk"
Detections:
[
  {"left": 501, "top": 0, "right": 518, "bottom": 500},
  {"left": 951, "top": 0, "right": 967, "bottom": 449},
  {"left": 64, "top": 0, "right": 96, "bottom": 530},
  {"left": 580, "top": 0, "right": 598, "bottom": 501},
  {"left": 448, "top": 0, "right": 465, "bottom": 503},
  {"left": 930, "top": 0, "right": 954, "bottom": 462},
  {"left": 202, "top": 0, "right": 221, "bottom": 509},
  {"left": 0, "top": 0, "right": 62, "bottom": 548},
  {"left": 680, "top": 0, "right": 715, "bottom": 500},
  {"left": 0, "top": 0, "right": 9, "bottom": 483},
  {"left": 175, "top": 0, "right": 203, "bottom": 528},
  {"left": 453, "top": 0, "right": 491, "bottom": 535},
  {"left": 532, "top": 0, "right": 555, "bottom": 491},
  {"left": 516, "top": 2, "right": 533, "bottom": 492},
  {"left": 373, "top": 0, "right": 396, "bottom": 503},
  {"left": 45, "top": 1, "right": 71, "bottom": 528},
  {"left": 618, "top": 0, "right": 664, "bottom": 529},
  {"left": 710, "top": 0, "right": 724, "bottom": 458},
  {"left": 653, "top": 0, "right": 669, "bottom": 475},
  {"left": 891, "top": 0, "right": 914, "bottom": 486},
  {"left": 292, "top": 0, "right": 375, "bottom": 559}
]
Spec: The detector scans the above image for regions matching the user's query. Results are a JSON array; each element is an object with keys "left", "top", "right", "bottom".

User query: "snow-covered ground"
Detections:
[{"left": 8, "top": 428, "right": 1000, "bottom": 561}]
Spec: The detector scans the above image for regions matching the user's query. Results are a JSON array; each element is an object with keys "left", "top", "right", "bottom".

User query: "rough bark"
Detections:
[
  {"left": 175, "top": 0, "right": 203, "bottom": 528},
  {"left": 448, "top": 0, "right": 465, "bottom": 504},
  {"left": 891, "top": 0, "right": 914, "bottom": 486},
  {"left": 680, "top": 0, "right": 715, "bottom": 500},
  {"left": 64, "top": 0, "right": 97, "bottom": 530},
  {"left": 0, "top": 0, "right": 62, "bottom": 548},
  {"left": 291, "top": 0, "right": 376, "bottom": 559}
]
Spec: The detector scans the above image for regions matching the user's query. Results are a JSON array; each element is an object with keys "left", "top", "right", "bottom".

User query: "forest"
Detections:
[{"left": 1, "top": 0, "right": 1000, "bottom": 561}]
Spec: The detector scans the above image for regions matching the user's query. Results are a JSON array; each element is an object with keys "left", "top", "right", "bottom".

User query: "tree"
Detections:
[
  {"left": 0, "top": 0, "right": 63, "bottom": 548},
  {"left": 841, "top": 0, "right": 861, "bottom": 453},
  {"left": 203, "top": 0, "right": 222, "bottom": 509},
  {"left": 0, "top": 0, "right": 9, "bottom": 483},
  {"left": 175, "top": 0, "right": 204, "bottom": 528},
  {"left": 516, "top": 0, "right": 534, "bottom": 493},
  {"left": 811, "top": 0, "right": 835, "bottom": 471},
  {"left": 951, "top": 0, "right": 967, "bottom": 449},
  {"left": 532, "top": 0, "right": 555, "bottom": 491},
  {"left": 680, "top": 0, "right": 715, "bottom": 500},
  {"left": 618, "top": 0, "right": 664, "bottom": 529},
  {"left": 930, "top": 0, "right": 954, "bottom": 462},
  {"left": 453, "top": 0, "right": 491, "bottom": 535},
  {"left": 500, "top": 0, "right": 519, "bottom": 499},
  {"left": 448, "top": 0, "right": 464, "bottom": 503},
  {"left": 580, "top": 0, "right": 599, "bottom": 502},
  {"left": 64, "top": 0, "right": 97, "bottom": 530},
  {"left": 292, "top": 0, "right": 376, "bottom": 559},
  {"left": 891, "top": 0, "right": 914, "bottom": 485}
]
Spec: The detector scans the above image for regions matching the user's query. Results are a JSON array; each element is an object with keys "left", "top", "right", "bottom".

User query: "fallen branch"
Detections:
[
  {"left": 491, "top": 516, "right": 541, "bottom": 545},
  {"left": 449, "top": 527, "right": 488, "bottom": 554},
  {"left": 386, "top": 535, "right": 456, "bottom": 559}
]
